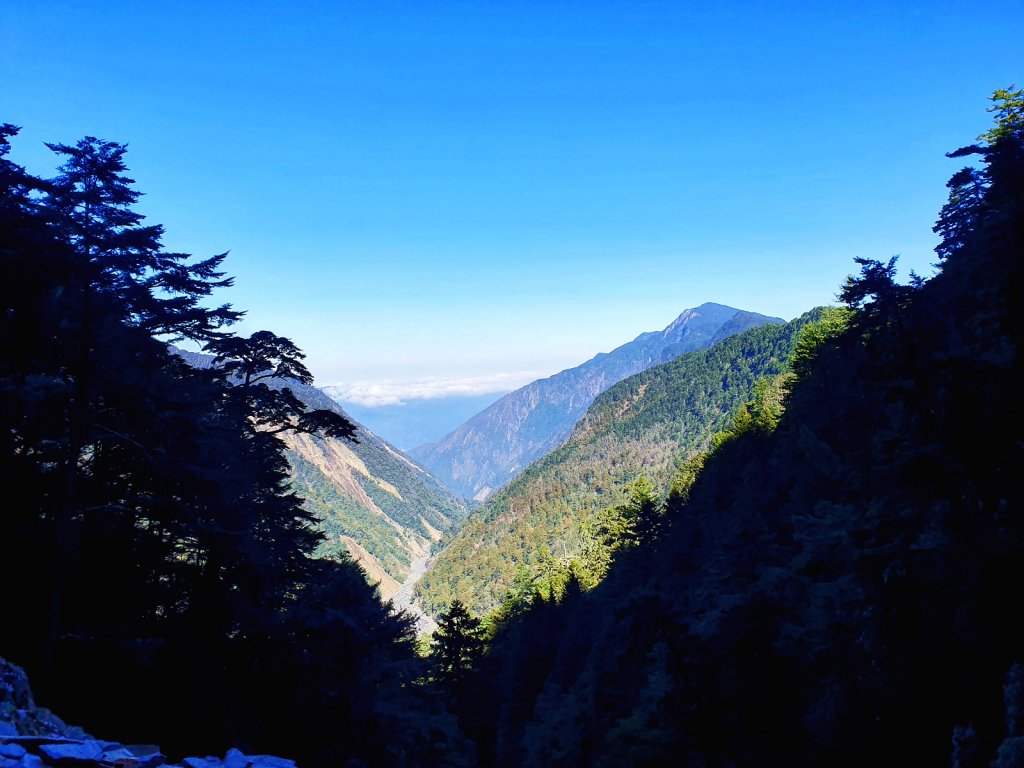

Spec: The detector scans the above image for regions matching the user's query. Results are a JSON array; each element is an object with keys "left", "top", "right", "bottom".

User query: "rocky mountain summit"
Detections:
[{"left": 0, "top": 659, "right": 293, "bottom": 768}]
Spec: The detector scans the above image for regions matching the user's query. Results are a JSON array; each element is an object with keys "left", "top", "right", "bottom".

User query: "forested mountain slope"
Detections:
[
  {"left": 444, "top": 89, "right": 1024, "bottom": 767},
  {"left": 417, "top": 312, "right": 817, "bottom": 616},
  {"left": 174, "top": 349, "right": 467, "bottom": 594},
  {"left": 410, "top": 303, "right": 782, "bottom": 501}
]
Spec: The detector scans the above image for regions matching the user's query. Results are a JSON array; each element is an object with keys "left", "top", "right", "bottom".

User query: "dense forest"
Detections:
[{"left": 2, "top": 86, "right": 1022, "bottom": 767}]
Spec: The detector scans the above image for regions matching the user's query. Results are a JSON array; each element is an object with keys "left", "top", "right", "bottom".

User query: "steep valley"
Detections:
[
  {"left": 416, "top": 310, "right": 821, "bottom": 616},
  {"left": 175, "top": 348, "right": 467, "bottom": 600}
]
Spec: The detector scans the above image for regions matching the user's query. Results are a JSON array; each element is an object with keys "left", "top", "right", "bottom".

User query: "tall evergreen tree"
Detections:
[
  {"left": 431, "top": 600, "right": 487, "bottom": 687},
  {"left": 44, "top": 136, "right": 241, "bottom": 340},
  {"left": 1, "top": 128, "right": 442, "bottom": 765}
]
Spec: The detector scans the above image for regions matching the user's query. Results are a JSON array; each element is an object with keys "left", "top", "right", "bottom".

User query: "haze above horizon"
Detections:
[{"left": 3, "top": 0, "right": 1019, "bottom": 404}]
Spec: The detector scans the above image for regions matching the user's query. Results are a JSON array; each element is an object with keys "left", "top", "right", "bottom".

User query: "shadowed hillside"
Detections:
[{"left": 436, "top": 88, "right": 1024, "bottom": 768}]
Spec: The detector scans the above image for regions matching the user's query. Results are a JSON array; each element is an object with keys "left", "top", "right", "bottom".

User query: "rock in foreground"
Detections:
[{"left": 0, "top": 658, "right": 294, "bottom": 768}]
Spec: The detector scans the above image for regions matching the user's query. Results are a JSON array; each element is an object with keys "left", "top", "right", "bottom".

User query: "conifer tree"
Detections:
[
  {"left": 44, "top": 136, "right": 241, "bottom": 340},
  {"left": 206, "top": 329, "right": 356, "bottom": 439},
  {"left": 934, "top": 87, "right": 1024, "bottom": 266},
  {"left": 431, "top": 599, "right": 486, "bottom": 686},
  {"left": 1, "top": 129, "right": 429, "bottom": 764}
]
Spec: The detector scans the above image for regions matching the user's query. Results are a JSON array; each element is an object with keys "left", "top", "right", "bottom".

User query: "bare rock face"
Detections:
[{"left": 0, "top": 659, "right": 293, "bottom": 768}]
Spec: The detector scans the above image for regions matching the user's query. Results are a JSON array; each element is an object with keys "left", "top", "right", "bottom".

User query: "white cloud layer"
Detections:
[{"left": 322, "top": 372, "right": 541, "bottom": 407}]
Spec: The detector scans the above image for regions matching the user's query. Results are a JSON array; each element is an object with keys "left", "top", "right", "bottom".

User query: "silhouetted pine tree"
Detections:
[
  {"left": 431, "top": 600, "right": 487, "bottom": 687},
  {"left": 1, "top": 127, "right": 458, "bottom": 766}
]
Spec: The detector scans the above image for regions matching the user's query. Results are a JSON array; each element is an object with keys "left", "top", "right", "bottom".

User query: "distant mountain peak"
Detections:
[{"left": 409, "top": 303, "right": 783, "bottom": 500}]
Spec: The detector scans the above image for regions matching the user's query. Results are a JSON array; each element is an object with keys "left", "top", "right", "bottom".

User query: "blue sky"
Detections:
[{"left": 3, "top": 1, "right": 1020, "bottom": 400}]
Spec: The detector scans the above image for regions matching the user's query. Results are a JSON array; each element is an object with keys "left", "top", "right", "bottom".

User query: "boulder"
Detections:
[
  {"left": 243, "top": 757, "right": 294, "bottom": 768},
  {"left": 38, "top": 741, "right": 104, "bottom": 763},
  {"left": 222, "top": 750, "right": 294, "bottom": 768},
  {"left": 0, "top": 659, "right": 293, "bottom": 768},
  {"left": 181, "top": 758, "right": 222, "bottom": 768},
  {"left": 0, "top": 744, "right": 26, "bottom": 759},
  {"left": 117, "top": 746, "right": 165, "bottom": 768}
]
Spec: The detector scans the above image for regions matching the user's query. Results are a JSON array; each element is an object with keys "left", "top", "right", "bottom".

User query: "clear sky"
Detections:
[{"left": 2, "top": 1, "right": 1020, "bottom": 402}]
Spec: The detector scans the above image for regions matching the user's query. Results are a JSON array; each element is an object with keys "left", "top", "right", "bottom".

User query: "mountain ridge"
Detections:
[{"left": 409, "top": 303, "right": 783, "bottom": 501}]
